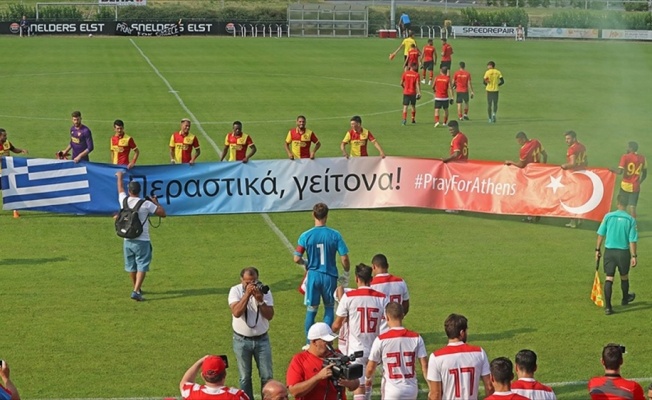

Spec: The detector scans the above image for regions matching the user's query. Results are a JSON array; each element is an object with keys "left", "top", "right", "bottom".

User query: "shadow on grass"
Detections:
[
  {"left": 1, "top": 257, "right": 67, "bottom": 265},
  {"left": 420, "top": 326, "right": 537, "bottom": 346},
  {"left": 610, "top": 301, "right": 652, "bottom": 314}
]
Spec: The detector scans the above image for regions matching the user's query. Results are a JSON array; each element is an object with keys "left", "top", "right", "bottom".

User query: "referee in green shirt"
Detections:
[{"left": 595, "top": 194, "right": 638, "bottom": 315}]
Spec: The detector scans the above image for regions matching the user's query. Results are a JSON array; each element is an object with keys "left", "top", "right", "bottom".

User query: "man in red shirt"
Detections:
[
  {"left": 440, "top": 38, "right": 453, "bottom": 72},
  {"left": 453, "top": 62, "right": 474, "bottom": 121},
  {"left": 284, "top": 115, "right": 321, "bottom": 160},
  {"left": 401, "top": 63, "right": 421, "bottom": 125},
  {"left": 180, "top": 355, "right": 250, "bottom": 400},
  {"left": 220, "top": 121, "right": 257, "bottom": 163},
  {"left": 110, "top": 119, "right": 139, "bottom": 168},
  {"left": 505, "top": 132, "right": 547, "bottom": 168},
  {"left": 588, "top": 344, "right": 644, "bottom": 400},
  {"left": 420, "top": 39, "right": 436, "bottom": 85},
  {"left": 483, "top": 357, "right": 530, "bottom": 400},
  {"left": 442, "top": 121, "right": 468, "bottom": 163},
  {"left": 404, "top": 44, "right": 420, "bottom": 71},
  {"left": 561, "top": 130, "right": 588, "bottom": 228},
  {"left": 287, "top": 322, "right": 359, "bottom": 400},
  {"left": 433, "top": 67, "right": 453, "bottom": 128},
  {"left": 169, "top": 118, "right": 201, "bottom": 164},
  {"left": 612, "top": 141, "right": 647, "bottom": 217}
]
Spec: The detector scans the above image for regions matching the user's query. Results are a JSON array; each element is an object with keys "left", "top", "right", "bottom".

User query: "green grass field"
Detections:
[{"left": 2, "top": 35, "right": 652, "bottom": 399}]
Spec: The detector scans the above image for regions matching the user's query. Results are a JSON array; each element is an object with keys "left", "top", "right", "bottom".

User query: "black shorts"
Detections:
[
  {"left": 403, "top": 23, "right": 412, "bottom": 32},
  {"left": 618, "top": 188, "right": 640, "bottom": 206},
  {"left": 422, "top": 61, "right": 434, "bottom": 71},
  {"left": 403, "top": 94, "right": 417, "bottom": 106},
  {"left": 434, "top": 100, "right": 449, "bottom": 110},
  {"left": 440, "top": 61, "right": 452, "bottom": 71},
  {"left": 604, "top": 249, "right": 631, "bottom": 277},
  {"left": 456, "top": 92, "right": 469, "bottom": 104},
  {"left": 487, "top": 91, "right": 499, "bottom": 103}
]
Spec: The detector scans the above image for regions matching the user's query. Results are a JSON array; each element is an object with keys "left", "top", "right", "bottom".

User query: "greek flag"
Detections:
[{"left": 1, "top": 157, "right": 91, "bottom": 210}]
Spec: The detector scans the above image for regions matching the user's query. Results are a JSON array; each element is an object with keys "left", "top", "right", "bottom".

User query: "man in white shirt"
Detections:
[
  {"left": 365, "top": 302, "right": 428, "bottom": 400},
  {"left": 229, "top": 267, "right": 275, "bottom": 400},
  {"left": 370, "top": 254, "right": 410, "bottom": 315},
  {"left": 427, "top": 313, "right": 494, "bottom": 400}
]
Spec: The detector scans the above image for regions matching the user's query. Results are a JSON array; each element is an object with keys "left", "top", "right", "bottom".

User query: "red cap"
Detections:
[{"left": 202, "top": 356, "right": 226, "bottom": 377}]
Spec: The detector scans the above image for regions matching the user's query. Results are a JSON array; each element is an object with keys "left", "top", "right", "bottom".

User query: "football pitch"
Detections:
[{"left": 1, "top": 35, "right": 652, "bottom": 399}]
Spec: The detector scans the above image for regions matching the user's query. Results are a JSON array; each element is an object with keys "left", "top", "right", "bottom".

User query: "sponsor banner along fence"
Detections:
[
  {"left": 527, "top": 27, "right": 599, "bottom": 39},
  {"left": 453, "top": 26, "right": 517, "bottom": 37},
  {"left": 602, "top": 29, "right": 652, "bottom": 40},
  {"left": 0, "top": 21, "right": 230, "bottom": 35},
  {"left": 1, "top": 157, "right": 615, "bottom": 221}
]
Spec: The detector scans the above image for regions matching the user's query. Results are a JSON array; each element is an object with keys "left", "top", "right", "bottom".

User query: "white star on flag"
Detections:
[{"left": 546, "top": 175, "right": 565, "bottom": 194}]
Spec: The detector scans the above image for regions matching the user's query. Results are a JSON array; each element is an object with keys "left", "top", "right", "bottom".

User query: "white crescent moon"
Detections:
[{"left": 560, "top": 170, "right": 604, "bottom": 214}]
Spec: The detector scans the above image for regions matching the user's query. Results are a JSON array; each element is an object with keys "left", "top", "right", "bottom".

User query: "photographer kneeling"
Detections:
[{"left": 287, "top": 322, "right": 359, "bottom": 400}]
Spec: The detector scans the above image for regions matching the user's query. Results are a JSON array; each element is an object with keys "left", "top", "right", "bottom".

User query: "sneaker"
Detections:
[
  {"left": 411, "top": 119, "right": 416, "bottom": 124},
  {"left": 421, "top": 79, "right": 426, "bottom": 84},
  {"left": 463, "top": 115, "right": 470, "bottom": 121},
  {"left": 130, "top": 291, "right": 143, "bottom": 301},
  {"left": 491, "top": 114, "right": 497, "bottom": 123},
  {"left": 301, "top": 344, "right": 310, "bottom": 351},
  {"left": 445, "top": 210, "right": 459, "bottom": 214},
  {"left": 428, "top": 80, "right": 432, "bottom": 85},
  {"left": 488, "top": 118, "right": 493, "bottom": 124},
  {"left": 434, "top": 122, "right": 441, "bottom": 128},
  {"left": 401, "top": 119, "right": 406, "bottom": 126},
  {"left": 605, "top": 307, "right": 614, "bottom": 315},
  {"left": 522, "top": 217, "right": 534, "bottom": 223},
  {"left": 622, "top": 292, "right": 636, "bottom": 305},
  {"left": 565, "top": 220, "right": 577, "bottom": 228},
  {"left": 13, "top": 210, "right": 20, "bottom": 218}
]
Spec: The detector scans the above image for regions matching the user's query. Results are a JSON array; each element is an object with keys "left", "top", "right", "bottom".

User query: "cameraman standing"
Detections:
[
  {"left": 229, "top": 267, "right": 274, "bottom": 400},
  {"left": 0, "top": 360, "right": 20, "bottom": 400},
  {"left": 287, "top": 322, "right": 359, "bottom": 400}
]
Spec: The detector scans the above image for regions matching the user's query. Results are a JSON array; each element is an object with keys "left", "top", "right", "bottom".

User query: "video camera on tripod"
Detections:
[{"left": 323, "top": 345, "right": 364, "bottom": 381}]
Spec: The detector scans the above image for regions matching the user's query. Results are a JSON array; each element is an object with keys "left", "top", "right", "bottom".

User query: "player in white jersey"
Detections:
[
  {"left": 370, "top": 254, "right": 410, "bottom": 316},
  {"left": 333, "top": 263, "right": 387, "bottom": 400},
  {"left": 366, "top": 302, "right": 428, "bottom": 400},
  {"left": 334, "top": 285, "right": 352, "bottom": 354},
  {"left": 511, "top": 350, "right": 557, "bottom": 400},
  {"left": 427, "top": 313, "right": 493, "bottom": 400}
]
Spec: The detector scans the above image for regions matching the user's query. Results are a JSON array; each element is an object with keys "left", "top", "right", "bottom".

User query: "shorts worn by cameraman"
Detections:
[
  {"left": 124, "top": 240, "right": 152, "bottom": 272},
  {"left": 403, "top": 94, "right": 417, "bottom": 106},
  {"left": 304, "top": 270, "right": 337, "bottom": 307},
  {"left": 435, "top": 99, "right": 450, "bottom": 110},
  {"left": 604, "top": 249, "right": 631, "bottom": 277},
  {"left": 618, "top": 188, "right": 640, "bottom": 207},
  {"left": 456, "top": 92, "right": 470, "bottom": 104}
]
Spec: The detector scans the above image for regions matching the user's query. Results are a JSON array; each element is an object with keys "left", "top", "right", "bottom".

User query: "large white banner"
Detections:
[
  {"left": 527, "top": 27, "right": 599, "bottom": 39},
  {"left": 602, "top": 29, "right": 652, "bottom": 40},
  {"left": 99, "top": 0, "right": 146, "bottom": 6},
  {"left": 453, "top": 26, "right": 516, "bottom": 37}
]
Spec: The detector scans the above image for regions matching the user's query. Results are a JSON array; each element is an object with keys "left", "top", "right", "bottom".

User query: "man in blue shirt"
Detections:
[
  {"left": 399, "top": 13, "right": 411, "bottom": 37},
  {"left": 294, "top": 203, "right": 350, "bottom": 339},
  {"left": 595, "top": 194, "right": 638, "bottom": 315}
]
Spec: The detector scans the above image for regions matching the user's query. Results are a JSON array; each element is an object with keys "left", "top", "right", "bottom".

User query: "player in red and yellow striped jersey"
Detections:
[
  {"left": 220, "top": 121, "right": 257, "bottom": 163},
  {"left": 420, "top": 39, "right": 436, "bottom": 84},
  {"left": 284, "top": 115, "right": 321, "bottom": 160},
  {"left": 401, "top": 63, "right": 421, "bottom": 125},
  {"left": 613, "top": 141, "right": 647, "bottom": 217},
  {"left": 561, "top": 130, "right": 588, "bottom": 228},
  {"left": 169, "top": 118, "right": 200, "bottom": 164},
  {"left": 505, "top": 132, "right": 547, "bottom": 168},
  {"left": 0, "top": 128, "right": 29, "bottom": 218},
  {"left": 341, "top": 116, "right": 385, "bottom": 158},
  {"left": 110, "top": 120, "right": 139, "bottom": 168}
]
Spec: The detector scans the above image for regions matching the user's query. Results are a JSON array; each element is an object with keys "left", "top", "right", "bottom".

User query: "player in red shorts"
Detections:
[
  {"left": 433, "top": 67, "right": 453, "bottom": 128},
  {"left": 483, "top": 357, "right": 529, "bottom": 400},
  {"left": 401, "top": 63, "right": 421, "bottom": 125},
  {"left": 420, "top": 39, "right": 436, "bottom": 85},
  {"left": 612, "top": 141, "right": 647, "bottom": 218},
  {"left": 588, "top": 344, "right": 644, "bottom": 400}
]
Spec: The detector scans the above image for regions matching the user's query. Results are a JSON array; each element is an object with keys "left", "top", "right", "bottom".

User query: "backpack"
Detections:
[{"left": 115, "top": 197, "right": 148, "bottom": 239}]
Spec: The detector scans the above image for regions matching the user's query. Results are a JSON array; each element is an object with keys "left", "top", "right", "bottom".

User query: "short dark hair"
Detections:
[
  {"left": 240, "top": 266, "right": 259, "bottom": 278},
  {"left": 448, "top": 120, "right": 459, "bottom": 129},
  {"left": 602, "top": 343, "right": 624, "bottom": 370},
  {"left": 515, "top": 131, "right": 528, "bottom": 140},
  {"left": 128, "top": 181, "right": 141, "bottom": 195},
  {"left": 71, "top": 111, "right": 82, "bottom": 118},
  {"left": 233, "top": 121, "right": 242, "bottom": 128},
  {"left": 487, "top": 61, "right": 496, "bottom": 68},
  {"left": 629, "top": 141, "right": 639, "bottom": 152},
  {"left": 565, "top": 130, "right": 577, "bottom": 139},
  {"left": 441, "top": 37, "right": 447, "bottom": 42},
  {"left": 350, "top": 115, "right": 362, "bottom": 124},
  {"left": 114, "top": 119, "right": 124, "bottom": 127},
  {"left": 313, "top": 203, "right": 329, "bottom": 220},
  {"left": 371, "top": 254, "right": 388, "bottom": 269},
  {"left": 444, "top": 313, "right": 467, "bottom": 339},
  {"left": 490, "top": 357, "right": 515, "bottom": 385},
  {"left": 297, "top": 115, "right": 306, "bottom": 121},
  {"left": 0, "top": 128, "right": 6, "bottom": 135},
  {"left": 515, "top": 349, "right": 537, "bottom": 374},
  {"left": 355, "top": 263, "right": 373, "bottom": 285},
  {"left": 459, "top": 61, "right": 466, "bottom": 68},
  {"left": 441, "top": 66, "right": 448, "bottom": 74},
  {"left": 428, "top": 39, "right": 433, "bottom": 44},
  {"left": 203, "top": 371, "right": 226, "bottom": 384},
  {"left": 385, "top": 301, "right": 404, "bottom": 320}
]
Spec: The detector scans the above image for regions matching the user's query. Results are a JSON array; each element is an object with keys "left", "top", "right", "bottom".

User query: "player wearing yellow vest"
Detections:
[{"left": 483, "top": 61, "right": 504, "bottom": 124}]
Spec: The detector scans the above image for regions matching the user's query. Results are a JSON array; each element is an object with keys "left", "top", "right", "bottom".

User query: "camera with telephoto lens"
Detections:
[
  {"left": 255, "top": 282, "right": 270, "bottom": 294},
  {"left": 323, "top": 349, "right": 364, "bottom": 381}
]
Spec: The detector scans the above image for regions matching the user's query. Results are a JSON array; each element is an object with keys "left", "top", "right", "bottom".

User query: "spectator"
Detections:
[
  {"left": 512, "top": 349, "right": 557, "bottom": 400},
  {"left": 588, "top": 344, "right": 644, "bottom": 400},
  {"left": 229, "top": 267, "right": 274, "bottom": 400},
  {"left": 115, "top": 171, "right": 166, "bottom": 301},
  {"left": 286, "top": 322, "right": 359, "bottom": 399},
  {"left": 285, "top": 115, "right": 320, "bottom": 160},
  {"left": 180, "top": 355, "right": 249, "bottom": 400},
  {"left": 110, "top": 119, "right": 139, "bottom": 168},
  {"left": 60, "top": 110, "right": 94, "bottom": 163},
  {"left": 484, "top": 357, "right": 529, "bottom": 400},
  {"left": 370, "top": 253, "right": 410, "bottom": 316},
  {"left": 0, "top": 128, "right": 29, "bottom": 218},
  {"left": 0, "top": 360, "right": 20, "bottom": 400},
  {"left": 19, "top": 16, "right": 29, "bottom": 37},
  {"left": 293, "top": 203, "right": 350, "bottom": 341},
  {"left": 262, "top": 380, "right": 288, "bottom": 400},
  {"left": 332, "top": 263, "right": 387, "bottom": 399},
  {"left": 169, "top": 118, "right": 200, "bottom": 164},
  {"left": 365, "top": 302, "right": 427, "bottom": 400},
  {"left": 399, "top": 12, "right": 411, "bottom": 37},
  {"left": 516, "top": 25, "right": 525, "bottom": 41},
  {"left": 427, "top": 313, "right": 493, "bottom": 400},
  {"left": 220, "top": 121, "right": 256, "bottom": 163}
]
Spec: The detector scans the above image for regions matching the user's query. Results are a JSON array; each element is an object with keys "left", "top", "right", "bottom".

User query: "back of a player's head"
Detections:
[
  {"left": 601, "top": 343, "right": 624, "bottom": 370},
  {"left": 71, "top": 110, "right": 82, "bottom": 118},
  {"left": 371, "top": 254, "right": 388, "bottom": 270},
  {"left": 448, "top": 120, "right": 459, "bottom": 129},
  {"left": 114, "top": 119, "right": 124, "bottom": 128},
  {"left": 444, "top": 313, "right": 468, "bottom": 339},
  {"left": 459, "top": 61, "right": 466, "bottom": 69},
  {"left": 564, "top": 130, "right": 577, "bottom": 139},
  {"left": 441, "top": 66, "right": 448, "bottom": 74},
  {"left": 350, "top": 115, "right": 362, "bottom": 124},
  {"left": 490, "top": 357, "right": 515, "bottom": 385},
  {"left": 428, "top": 39, "right": 433, "bottom": 44},
  {"left": 313, "top": 202, "right": 329, "bottom": 220},
  {"left": 355, "top": 263, "right": 373, "bottom": 285},
  {"left": 515, "top": 131, "right": 528, "bottom": 140},
  {"left": 515, "top": 349, "right": 537, "bottom": 374},
  {"left": 128, "top": 180, "right": 141, "bottom": 196},
  {"left": 628, "top": 141, "right": 639, "bottom": 152},
  {"left": 410, "top": 43, "right": 416, "bottom": 48},
  {"left": 410, "top": 63, "right": 418, "bottom": 70},
  {"left": 441, "top": 37, "right": 447, "bottom": 43},
  {"left": 385, "top": 301, "right": 404, "bottom": 321},
  {"left": 487, "top": 61, "right": 496, "bottom": 68}
]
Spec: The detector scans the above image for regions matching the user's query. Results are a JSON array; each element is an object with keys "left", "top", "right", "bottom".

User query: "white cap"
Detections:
[{"left": 307, "top": 322, "right": 337, "bottom": 342}]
